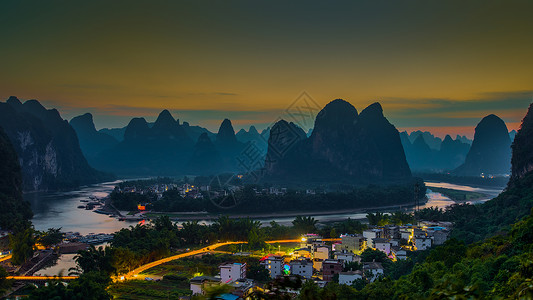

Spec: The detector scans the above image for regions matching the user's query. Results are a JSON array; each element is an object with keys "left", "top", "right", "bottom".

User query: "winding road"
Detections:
[
  {"left": 8, "top": 238, "right": 341, "bottom": 281},
  {"left": 126, "top": 238, "right": 340, "bottom": 278}
]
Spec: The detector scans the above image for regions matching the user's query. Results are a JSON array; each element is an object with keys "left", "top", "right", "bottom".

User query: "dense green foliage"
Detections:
[
  {"left": 108, "top": 278, "right": 191, "bottom": 300},
  {"left": 9, "top": 226, "right": 36, "bottom": 265},
  {"left": 69, "top": 245, "right": 116, "bottom": 276},
  {"left": 0, "top": 266, "right": 11, "bottom": 296},
  {"left": 366, "top": 211, "right": 414, "bottom": 226},
  {"left": 110, "top": 178, "right": 177, "bottom": 210},
  {"left": 352, "top": 212, "right": 533, "bottom": 299},
  {"left": 115, "top": 178, "right": 176, "bottom": 190},
  {"left": 110, "top": 190, "right": 155, "bottom": 211},
  {"left": 36, "top": 228, "right": 64, "bottom": 248},
  {"left": 147, "top": 181, "right": 426, "bottom": 214},
  {"left": 29, "top": 271, "right": 112, "bottom": 300},
  {"left": 292, "top": 216, "right": 318, "bottom": 234}
]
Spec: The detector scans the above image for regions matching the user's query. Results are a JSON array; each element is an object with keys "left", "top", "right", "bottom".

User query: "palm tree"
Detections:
[
  {"left": 213, "top": 216, "right": 235, "bottom": 241},
  {"left": 71, "top": 245, "right": 116, "bottom": 276},
  {"left": 181, "top": 221, "right": 204, "bottom": 244},
  {"left": 292, "top": 216, "right": 318, "bottom": 234}
]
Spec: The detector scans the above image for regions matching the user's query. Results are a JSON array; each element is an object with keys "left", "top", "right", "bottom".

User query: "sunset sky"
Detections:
[{"left": 1, "top": 0, "right": 532, "bottom": 138}]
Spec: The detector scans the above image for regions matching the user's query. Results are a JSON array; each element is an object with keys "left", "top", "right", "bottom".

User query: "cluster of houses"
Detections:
[
  {"left": 117, "top": 181, "right": 332, "bottom": 207},
  {"left": 118, "top": 183, "right": 208, "bottom": 200},
  {"left": 259, "top": 234, "right": 385, "bottom": 286},
  {"left": 189, "top": 222, "right": 451, "bottom": 298},
  {"left": 252, "top": 187, "right": 320, "bottom": 196},
  {"left": 355, "top": 221, "right": 452, "bottom": 260}
]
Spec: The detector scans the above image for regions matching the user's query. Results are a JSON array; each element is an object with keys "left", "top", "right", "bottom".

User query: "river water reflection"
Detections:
[
  {"left": 26, "top": 180, "right": 505, "bottom": 232},
  {"left": 26, "top": 181, "right": 134, "bottom": 235}
]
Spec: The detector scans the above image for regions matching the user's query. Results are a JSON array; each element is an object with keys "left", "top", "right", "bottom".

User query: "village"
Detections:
[{"left": 187, "top": 221, "right": 452, "bottom": 298}]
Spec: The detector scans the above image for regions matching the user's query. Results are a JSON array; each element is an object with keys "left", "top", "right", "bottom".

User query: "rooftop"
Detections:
[
  {"left": 190, "top": 276, "right": 221, "bottom": 284},
  {"left": 340, "top": 270, "right": 363, "bottom": 276},
  {"left": 334, "top": 251, "right": 354, "bottom": 256},
  {"left": 363, "top": 262, "right": 384, "bottom": 270},
  {"left": 373, "top": 238, "right": 389, "bottom": 243},
  {"left": 323, "top": 259, "right": 343, "bottom": 264},
  {"left": 290, "top": 259, "right": 313, "bottom": 265},
  {"left": 220, "top": 262, "right": 245, "bottom": 268}
]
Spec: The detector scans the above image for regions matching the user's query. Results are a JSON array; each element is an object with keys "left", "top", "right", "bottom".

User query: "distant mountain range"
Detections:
[
  {"left": 400, "top": 121, "right": 516, "bottom": 173},
  {"left": 74, "top": 106, "right": 517, "bottom": 178},
  {"left": 84, "top": 110, "right": 248, "bottom": 176},
  {"left": 0, "top": 96, "right": 522, "bottom": 191},
  {"left": 400, "top": 132, "right": 471, "bottom": 172},
  {"left": 0, "top": 97, "right": 113, "bottom": 191}
]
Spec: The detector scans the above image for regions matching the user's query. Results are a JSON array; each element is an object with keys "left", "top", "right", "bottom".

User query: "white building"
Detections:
[
  {"left": 400, "top": 230, "right": 411, "bottom": 241},
  {"left": 260, "top": 255, "right": 284, "bottom": 278},
  {"left": 374, "top": 238, "right": 391, "bottom": 255},
  {"left": 427, "top": 229, "right": 449, "bottom": 245},
  {"left": 190, "top": 276, "right": 221, "bottom": 295},
  {"left": 363, "top": 261, "right": 384, "bottom": 282},
  {"left": 363, "top": 229, "right": 382, "bottom": 248},
  {"left": 334, "top": 251, "right": 356, "bottom": 265},
  {"left": 220, "top": 262, "right": 246, "bottom": 283},
  {"left": 338, "top": 271, "right": 363, "bottom": 285},
  {"left": 414, "top": 236, "right": 432, "bottom": 250},
  {"left": 391, "top": 246, "right": 407, "bottom": 260},
  {"left": 290, "top": 259, "right": 313, "bottom": 279}
]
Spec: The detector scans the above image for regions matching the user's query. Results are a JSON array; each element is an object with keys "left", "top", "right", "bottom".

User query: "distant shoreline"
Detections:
[
  {"left": 123, "top": 180, "right": 503, "bottom": 223},
  {"left": 144, "top": 200, "right": 421, "bottom": 222}
]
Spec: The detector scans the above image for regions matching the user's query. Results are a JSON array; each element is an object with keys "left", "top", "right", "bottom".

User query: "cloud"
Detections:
[
  {"left": 57, "top": 83, "right": 121, "bottom": 90},
  {"left": 153, "top": 92, "right": 239, "bottom": 98},
  {"left": 383, "top": 90, "right": 533, "bottom": 128}
]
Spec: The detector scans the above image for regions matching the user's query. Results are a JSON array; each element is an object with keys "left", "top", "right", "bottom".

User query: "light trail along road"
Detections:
[
  {"left": 126, "top": 238, "right": 341, "bottom": 278},
  {"left": 7, "top": 238, "right": 340, "bottom": 281}
]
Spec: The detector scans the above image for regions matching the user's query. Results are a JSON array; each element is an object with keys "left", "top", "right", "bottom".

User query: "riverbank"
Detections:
[
  {"left": 143, "top": 200, "right": 421, "bottom": 222},
  {"left": 427, "top": 186, "right": 488, "bottom": 202}
]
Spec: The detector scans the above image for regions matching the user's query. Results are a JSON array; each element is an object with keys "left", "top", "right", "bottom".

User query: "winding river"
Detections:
[{"left": 26, "top": 180, "right": 505, "bottom": 233}]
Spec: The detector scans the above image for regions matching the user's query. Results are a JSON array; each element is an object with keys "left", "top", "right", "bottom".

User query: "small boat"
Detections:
[{"left": 77, "top": 205, "right": 85, "bottom": 209}]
